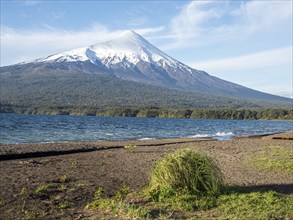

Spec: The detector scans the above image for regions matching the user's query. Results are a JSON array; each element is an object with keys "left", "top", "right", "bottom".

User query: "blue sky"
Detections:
[{"left": 1, "top": 0, "right": 292, "bottom": 98}]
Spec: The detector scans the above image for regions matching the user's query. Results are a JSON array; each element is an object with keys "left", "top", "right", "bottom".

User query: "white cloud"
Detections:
[
  {"left": 170, "top": 1, "right": 224, "bottom": 39},
  {"left": 133, "top": 26, "right": 165, "bottom": 37},
  {"left": 188, "top": 47, "right": 292, "bottom": 98},
  {"left": 163, "top": 0, "right": 292, "bottom": 50},
  {"left": 0, "top": 24, "right": 114, "bottom": 66},
  {"left": 189, "top": 46, "right": 292, "bottom": 73},
  {"left": 240, "top": 0, "right": 292, "bottom": 30},
  {"left": 0, "top": 24, "right": 165, "bottom": 66}
]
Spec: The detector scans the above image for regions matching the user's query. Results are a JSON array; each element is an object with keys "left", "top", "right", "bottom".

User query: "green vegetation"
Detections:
[
  {"left": 1, "top": 103, "right": 292, "bottom": 120},
  {"left": 149, "top": 149, "right": 222, "bottom": 197},
  {"left": 77, "top": 181, "right": 94, "bottom": 188},
  {"left": 124, "top": 144, "right": 137, "bottom": 153},
  {"left": 247, "top": 146, "right": 293, "bottom": 176},
  {"left": 87, "top": 149, "right": 293, "bottom": 219},
  {"left": 35, "top": 183, "right": 56, "bottom": 196},
  {"left": 58, "top": 201, "right": 72, "bottom": 209},
  {"left": 60, "top": 174, "right": 68, "bottom": 183},
  {"left": 87, "top": 185, "right": 150, "bottom": 219},
  {"left": 191, "top": 108, "right": 293, "bottom": 120},
  {"left": 87, "top": 186, "right": 293, "bottom": 219},
  {"left": 215, "top": 191, "right": 293, "bottom": 219}
]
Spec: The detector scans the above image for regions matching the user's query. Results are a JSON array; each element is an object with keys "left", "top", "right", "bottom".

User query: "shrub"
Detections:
[{"left": 149, "top": 149, "right": 222, "bottom": 197}]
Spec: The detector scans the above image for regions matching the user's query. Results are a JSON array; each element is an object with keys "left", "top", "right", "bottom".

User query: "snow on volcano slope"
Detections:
[
  {"left": 33, "top": 31, "right": 176, "bottom": 67},
  {"left": 86, "top": 30, "right": 177, "bottom": 67}
]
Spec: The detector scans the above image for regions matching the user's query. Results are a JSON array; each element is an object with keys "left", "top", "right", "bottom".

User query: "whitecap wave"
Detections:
[
  {"left": 138, "top": 137, "right": 156, "bottom": 140},
  {"left": 105, "top": 133, "right": 113, "bottom": 136},
  {"left": 215, "top": 132, "right": 234, "bottom": 137},
  {"left": 188, "top": 134, "right": 210, "bottom": 138},
  {"left": 188, "top": 131, "right": 234, "bottom": 140}
]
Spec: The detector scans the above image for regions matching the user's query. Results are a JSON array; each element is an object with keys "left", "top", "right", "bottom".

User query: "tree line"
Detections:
[{"left": 1, "top": 104, "right": 292, "bottom": 120}]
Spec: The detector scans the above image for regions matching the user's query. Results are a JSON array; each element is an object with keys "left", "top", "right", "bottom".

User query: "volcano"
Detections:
[{"left": 0, "top": 30, "right": 291, "bottom": 110}]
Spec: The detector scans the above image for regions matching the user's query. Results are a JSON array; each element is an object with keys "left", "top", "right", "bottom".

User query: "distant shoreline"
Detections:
[{"left": 1, "top": 106, "right": 292, "bottom": 120}]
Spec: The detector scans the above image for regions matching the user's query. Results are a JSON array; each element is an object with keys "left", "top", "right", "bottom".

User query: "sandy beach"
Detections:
[{"left": 0, "top": 132, "right": 292, "bottom": 219}]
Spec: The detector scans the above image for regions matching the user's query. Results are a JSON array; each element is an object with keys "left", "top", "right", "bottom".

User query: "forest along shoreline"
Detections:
[
  {"left": 1, "top": 106, "right": 293, "bottom": 120},
  {"left": 0, "top": 131, "right": 292, "bottom": 219}
]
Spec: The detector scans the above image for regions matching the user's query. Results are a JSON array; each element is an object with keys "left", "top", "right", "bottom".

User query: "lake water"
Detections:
[{"left": 0, "top": 113, "right": 292, "bottom": 144}]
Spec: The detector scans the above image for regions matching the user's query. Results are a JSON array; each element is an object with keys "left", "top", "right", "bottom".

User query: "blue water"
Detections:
[{"left": 0, "top": 113, "right": 292, "bottom": 144}]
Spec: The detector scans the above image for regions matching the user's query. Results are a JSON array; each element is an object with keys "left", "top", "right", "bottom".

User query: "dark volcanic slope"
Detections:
[{"left": 1, "top": 63, "right": 267, "bottom": 109}]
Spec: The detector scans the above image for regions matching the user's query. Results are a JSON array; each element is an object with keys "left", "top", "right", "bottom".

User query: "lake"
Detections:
[{"left": 0, "top": 113, "right": 292, "bottom": 144}]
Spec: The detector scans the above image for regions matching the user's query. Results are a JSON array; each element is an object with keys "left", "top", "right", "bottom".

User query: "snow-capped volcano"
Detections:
[
  {"left": 3, "top": 30, "right": 290, "bottom": 103},
  {"left": 34, "top": 30, "right": 177, "bottom": 67},
  {"left": 27, "top": 30, "right": 224, "bottom": 91},
  {"left": 86, "top": 30, "right": 177, "bottom": 67}
]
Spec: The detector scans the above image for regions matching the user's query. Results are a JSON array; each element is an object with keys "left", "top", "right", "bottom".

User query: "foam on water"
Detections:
[
  {"left": 188, "top": 131, "right": 234, "bottom": 140},
  {"left": 138, "top": 137, "right": 156, "bottom": 141}
]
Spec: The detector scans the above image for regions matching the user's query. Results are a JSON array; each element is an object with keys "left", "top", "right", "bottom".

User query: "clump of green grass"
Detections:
[
  {"left": 35, "top": 183, "right": 55, "bottom": 196},
  {"left": 247, "top": 146, "right": 293, "bottom": 176},
  {"left": 149, "top": 149, "right": 222, "bottom": 197},
  {"left": 58, "top": 201, "right": 72, "bottom": 209},
  {"left": 60, "top": 174, "right": 68, "bottom": 183}
]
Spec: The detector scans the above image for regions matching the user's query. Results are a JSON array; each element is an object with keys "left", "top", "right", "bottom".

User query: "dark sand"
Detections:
[{"left": 0, "top": 133, "right": 292, "bottom": 219}]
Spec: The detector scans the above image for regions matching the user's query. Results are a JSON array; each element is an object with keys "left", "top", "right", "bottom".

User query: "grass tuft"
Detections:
[
  {"left": 58, "top": 201, "right": 72, "bottom": 209},
  {"left": 149, "top": 148, "right": 222, "bottom": 197},
  {"left": 35, "top": 183, "right": 55, "bottom": 196},
  {"left": 60, "top": 174, "right": 68, "bottom": 183}
]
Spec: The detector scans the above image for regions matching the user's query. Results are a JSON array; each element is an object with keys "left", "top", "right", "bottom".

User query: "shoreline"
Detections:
[
  {"left": 0, "top": 138, "right": 215, "bottom": 161},
  {"left": 0, "top": 132, "right": 292, "bottom": 219},
  {"left": 1, "top": 130, "right": 292, "bottom": 147}
]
